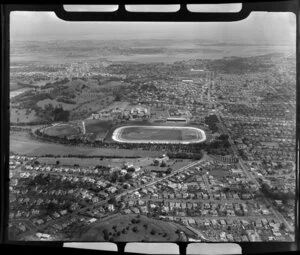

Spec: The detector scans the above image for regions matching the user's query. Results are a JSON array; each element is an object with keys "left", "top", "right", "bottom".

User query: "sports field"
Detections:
[
  {"left": 84, "top": 119, "right": 114, "bottom": 141},
  {"left": 85, "top": 119, "right": 113, "bottom": 133},
  {"left": 43, "top": 123, "right": 80, "bottom": 137},
  {"left": 112, "top": 126, "right": 206, "bottom": 144}
]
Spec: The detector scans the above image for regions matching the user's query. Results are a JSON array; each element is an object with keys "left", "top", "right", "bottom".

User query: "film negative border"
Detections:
[{"left": 1, "top": 1, "right": 299, "bottom": 255}]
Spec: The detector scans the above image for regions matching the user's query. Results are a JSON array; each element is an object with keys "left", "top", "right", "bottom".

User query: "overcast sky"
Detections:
[{"left": 10, "top": 11, "right": 296, "bottom": 45}]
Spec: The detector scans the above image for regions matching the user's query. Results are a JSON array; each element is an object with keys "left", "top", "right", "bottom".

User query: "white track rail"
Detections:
[{"left": 112, "top": 125, "right": 206, "bottom": 144}]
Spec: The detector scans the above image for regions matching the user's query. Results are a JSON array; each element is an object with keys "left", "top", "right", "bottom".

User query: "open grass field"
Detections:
[
  {"left": 79, "top": 214, "right": 192, "bottom": 242},
  {"left": 123, "top": 127, "right": 182, "bottom": 140},
  {"left": 85, "top": 119, "right": 114, "bottom": 141},
  {"left": 73, "top": 95, "right": 115, "bottom": 116},
  {"left": 37, "top": 98, "right": 76, "bottom": 111},
  {"left": 209, "top": 169, "right": 231, "bottom": 178},
  {"left": 9, "top": 131, "right": 162, "bottom": 157},
  {"left": 40, "top": 119, "right": 113, "bottom": 140},
  {"left": 37, "top": 157, "right": 154, "bottom": 168},
  {"left": 112, "top": 126, "right": 206, "bottom": 144},
  {"left": 85, "top": 119, "right": 113, "bottom": 134},
  {"left": 10, "top": 108, "right": 38, "bottom": 123},
  {"left": 143, "top": 159, "right": 192, "bottom": 172},
  {"left": 106, "top": 101, "right": 130, "bottom": 110},
  {"left": 43, "top": 124, "right": 80, "bottom": 137}
]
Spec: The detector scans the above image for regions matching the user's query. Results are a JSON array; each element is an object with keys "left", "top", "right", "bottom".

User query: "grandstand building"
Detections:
[{"left": 166, "top": 117, "right": 187, "bottom": 123}]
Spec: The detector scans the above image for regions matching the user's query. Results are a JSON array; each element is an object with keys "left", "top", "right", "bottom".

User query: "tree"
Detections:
[
  {"left": 166, "top": 168, "right": 172, "bottom": 174},
  {"left": 160, "top": 161, "right": 167, "bottom": 167},
  {"left": 150, "top": 229, "right": 156, "bottom": 235},
  {"left": 218, "top": 134, "right": 229, "bottom": 141},
  {"left": 115, "top": 93, "right": 121, "bottom": 101},
  {"left": 108, "top": 197, "right": 116, "bottom": 205},
  {"left": 109, "top": 171, "right": 119, "bottom": 183},
  {"left": 118, "top": 175, "right": 125, "bottom": 183},
  {"left": 280, "top": 223, "right": 286, "bottom": 231},
  {"left": 124, "top": 173, "right": 132, "bottom": 180},
  {"left": 103, "top": 233, "right": 109, "bottom": 241},
  {"left": 127, "top": 167, "right": 135, "bottom": 173}
]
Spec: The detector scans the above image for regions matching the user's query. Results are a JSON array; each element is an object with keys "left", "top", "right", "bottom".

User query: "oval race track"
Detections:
[{"left": 112, "top": 125, "right": 206, "bottom": 144}]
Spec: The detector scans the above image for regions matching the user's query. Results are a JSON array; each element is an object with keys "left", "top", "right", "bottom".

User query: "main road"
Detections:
[{"left": 116, "top": 155, "right": 208, "bottom": 200}]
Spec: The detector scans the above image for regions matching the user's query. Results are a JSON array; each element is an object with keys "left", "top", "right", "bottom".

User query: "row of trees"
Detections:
[
  {"left": 260, "top": 182, "right": 295, "bottom": 201},
  {"left": 42, "top": 78, "right": 70, "bottom": 89},
  {"left": 10, "top": 126, "right": 32, "bottom": 132},
  {"left": 57, "top": 97, "right": 76, "bottom": 105},
  {"left": 204, "top": 114, "right": 219, "bottom": 133},
  {"left": 11, "top": 121, "right": 50, "bottom": 126},
  {"left": 40, "top": 104, "right": 70, "bottom": 122}
]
